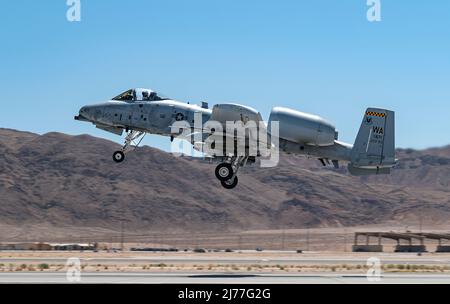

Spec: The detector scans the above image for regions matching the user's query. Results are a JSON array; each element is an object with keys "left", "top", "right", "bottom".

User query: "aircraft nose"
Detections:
[
  {"left": 76, "top": 105, "right": 95, "bottom": 122},
  {"left": 79, "top": 106, "right": 89, "bottom": 114},
  {"left": 80, "top": 106, "right": 91, "bottom": 117},
  {"left": 75, "top": 102, "right": 110, "bottom": 123}
]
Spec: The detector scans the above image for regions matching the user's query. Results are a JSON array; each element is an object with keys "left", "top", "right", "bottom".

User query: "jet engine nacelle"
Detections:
[{"left": 268, "top": 107, "right": 337, "bottom": 146}]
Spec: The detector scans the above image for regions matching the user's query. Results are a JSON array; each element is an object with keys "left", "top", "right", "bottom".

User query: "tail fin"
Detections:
[{"left": 348, "top": 108, "right": 396, "bottom": 175}]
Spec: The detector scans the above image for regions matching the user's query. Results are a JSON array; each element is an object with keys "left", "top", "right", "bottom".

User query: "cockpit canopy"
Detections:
[{"left": 112, "top": 88, "right": 169, "bottom": 102}]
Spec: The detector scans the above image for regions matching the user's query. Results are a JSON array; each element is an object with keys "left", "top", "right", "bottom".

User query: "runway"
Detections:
[
  {"left": 1, "top": 252, "right": 449, "bottom": 283},
  {"left": 0, "top": 272, "right": 450, "bottom": 284},
  {"left": 0, "top": 251, "right": 450, "bottom": 266},
  {"left": 1, "top": 255, "right": 450, "bottom": 266}
]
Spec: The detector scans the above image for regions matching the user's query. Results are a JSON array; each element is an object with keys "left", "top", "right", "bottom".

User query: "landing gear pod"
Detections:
[{"left": 210, "top": 103, "right": 262, "bottom": 124}]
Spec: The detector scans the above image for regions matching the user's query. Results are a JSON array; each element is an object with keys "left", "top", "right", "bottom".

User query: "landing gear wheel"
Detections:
[
  {"left": 113, "top": 151, "right": 125, "bottom": 163},
  {"left": 215, "top": 163, "right": 234, "bottom": 181},
  {"left": 221, "top": 176, "right": 238, "bottom": 189}
]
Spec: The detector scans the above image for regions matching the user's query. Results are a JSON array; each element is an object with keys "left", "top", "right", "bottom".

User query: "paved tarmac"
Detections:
[
  {"left": 1, "top": 255, "right": 449, "bottom": 265},
  {"left": 1, "top": 252, "right": 449, "bottom": 283}
]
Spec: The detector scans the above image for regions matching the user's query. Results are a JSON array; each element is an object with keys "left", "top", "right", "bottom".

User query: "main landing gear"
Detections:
[
  {"left": 112, "top": 130, "right": 145, "bottom": 163},
  {"left": 214, "top": 156, "right": 248, "bottom": 190},
  {"left": 220, "top": 176, "right": 239, "bottom": 189}
]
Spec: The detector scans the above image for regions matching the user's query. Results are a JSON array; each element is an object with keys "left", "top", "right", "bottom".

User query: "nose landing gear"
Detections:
[
  {"left": 112, "top": 151, "right": 125, "bottom": 163},
  {"left": 112, "top": 130, "right": 145, "bottom": 163}
]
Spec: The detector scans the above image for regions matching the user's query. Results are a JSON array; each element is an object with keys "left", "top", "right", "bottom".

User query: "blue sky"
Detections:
[{"left": 0, "top": 0, "right": 449, "bottom": 150}]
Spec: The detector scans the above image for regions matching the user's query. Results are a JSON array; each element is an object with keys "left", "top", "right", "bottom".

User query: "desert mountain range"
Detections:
[{"left": 0, "top": 128, "right": 449, "bottom": 238}]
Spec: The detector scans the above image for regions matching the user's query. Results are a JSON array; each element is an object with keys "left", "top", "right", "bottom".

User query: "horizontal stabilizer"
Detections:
[{"left": 348, "top": 164, "right": 390, "bottom": 176}]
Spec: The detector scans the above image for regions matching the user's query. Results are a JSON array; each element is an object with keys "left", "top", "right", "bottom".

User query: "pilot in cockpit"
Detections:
[
  {"left": 112, "top": 88, "right": 169, "bottom": 102},
  {"left": 142, "top": 91, "right": 149, "bottom": 100},
  {"left": 139, "top": 90, "right": 157, "bottom": 101},
  {"left": 149, "top": 92, "right": 158, "bottom": 101}
]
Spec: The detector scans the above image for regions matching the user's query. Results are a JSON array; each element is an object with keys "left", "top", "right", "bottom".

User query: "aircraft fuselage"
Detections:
[{"left": 77, "top": 100, "right": 212, "bottom": 136}]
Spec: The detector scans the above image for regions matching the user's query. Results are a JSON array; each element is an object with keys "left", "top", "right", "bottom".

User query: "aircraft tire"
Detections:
[
  {"left": 220, "top": 176, "right": 238, "bottom": 189},
  {"left": 215, "top": 163, "right": 234, "bottom": 181},
  {"left": 113, "top": 151, "right": 125, "bottom": 163}
]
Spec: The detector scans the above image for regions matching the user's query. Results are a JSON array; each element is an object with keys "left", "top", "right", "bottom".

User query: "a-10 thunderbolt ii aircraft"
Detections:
[{"left": 75, "top": 88, "right": 396, "bottom": 189}]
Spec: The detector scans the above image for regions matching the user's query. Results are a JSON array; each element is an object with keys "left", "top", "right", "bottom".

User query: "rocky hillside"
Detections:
[{"left": 0, "top": 128, "right": 449, "bottom": 237}]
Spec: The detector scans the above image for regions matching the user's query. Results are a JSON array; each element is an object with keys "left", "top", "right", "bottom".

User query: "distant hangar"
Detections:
[{"left": 353, "top": 232, "right": 450, "bottom": 253}]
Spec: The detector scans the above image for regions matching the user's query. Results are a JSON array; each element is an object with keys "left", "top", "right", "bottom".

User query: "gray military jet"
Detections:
[{"left": 75, "top": 88, "right": 397, "bottom": 189}]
